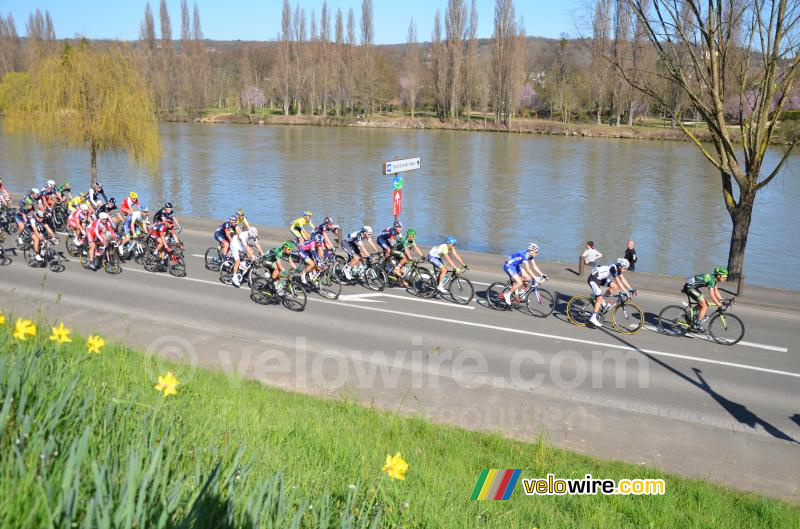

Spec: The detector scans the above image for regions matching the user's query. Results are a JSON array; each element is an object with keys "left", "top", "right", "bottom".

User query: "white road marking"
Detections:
[
  {"left": 642, "top": 323, "right": 789, "bottom": 353},
  {"left": 338, "top": 293, "right": 384, "bottom": 303}
]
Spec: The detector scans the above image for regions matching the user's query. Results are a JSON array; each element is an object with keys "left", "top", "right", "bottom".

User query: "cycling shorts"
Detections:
[
  {"left": 376, "top": 234, "right": 393, "bottom": 250},
  {"left": 428, "top": 255, "right": 444, "bottom": 269},
  {"left": 682, "top": 284, "right": 705, "bottom": 302},
  {"left": 503, "top": 262, "right": 523, "bottom": 279},
  {"left": 343, "top": 240, "right": 361, "bottom": 258}
]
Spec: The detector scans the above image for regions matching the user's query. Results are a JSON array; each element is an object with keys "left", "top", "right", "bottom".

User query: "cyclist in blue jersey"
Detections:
[{"left": 501, "top": 243, "right": 546, "bottom": 305}]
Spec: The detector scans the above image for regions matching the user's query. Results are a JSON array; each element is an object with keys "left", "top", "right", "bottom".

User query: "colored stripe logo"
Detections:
[{"left": 470, "top": 469, "right": 521, "bottom": 500}]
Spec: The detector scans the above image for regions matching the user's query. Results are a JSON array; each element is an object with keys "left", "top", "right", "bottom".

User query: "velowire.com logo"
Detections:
[{"left": 469, "top": 469, "right": 522, "bottom": 500}]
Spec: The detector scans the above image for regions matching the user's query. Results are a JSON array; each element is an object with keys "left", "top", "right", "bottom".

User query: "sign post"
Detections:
[{"left": 383, "top": 156, "right": 420, "bottom": 223}]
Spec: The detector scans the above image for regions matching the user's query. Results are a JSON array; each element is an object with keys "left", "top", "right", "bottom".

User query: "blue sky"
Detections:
[{"left": 1, "top": 0, "right": 584, "bottom": 44}]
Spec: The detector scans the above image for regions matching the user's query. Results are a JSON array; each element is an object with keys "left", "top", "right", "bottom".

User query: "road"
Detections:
[{"left": 1, "top": 221, "right": 798, "bottom": 501}]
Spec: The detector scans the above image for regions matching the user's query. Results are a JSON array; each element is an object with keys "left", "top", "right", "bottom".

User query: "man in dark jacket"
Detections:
[{"left": 624, "top": 240, "right": 638, "bottom": 272}]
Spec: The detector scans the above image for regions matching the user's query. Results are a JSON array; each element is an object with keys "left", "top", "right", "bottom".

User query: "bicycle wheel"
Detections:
[
  {"left": 411, "top": 267, "right": 436, "bottom": 298},
  {"left": 219, "top": 260, "right": 234, "bottom": 285},
  {"left": 104, "top": 252, "right": 122, "bottom": 274},
  {"left": 449, "top": 276, "right": 474, "bottom": 305},
  {"left": 134, "top": 245, "right": 147, "bottom": 265},
  {"left": 566, "top": 296, "right": 594, "bottom": 326},
  {"left": 204, "top": 246, "right": 222, "bottom": 271},
  {"left": 169, "top": 255, "right": 187, "bottom": 277},
  {"left": 316, "top": 270, "right": 341, "bottom": 299},
  {"left": 709, "top": 312, "right": 745, "bottom": 346},
  {"left": 485, "top": 282, "right": 510, "bottom": 310},
  {"left": 657, "top": 305, "right": 691, "bottom": 337},
  {"left": 282, "top": 277, "right": 307, "bottom": 312},
  {"left": 525, "top": 287, "right": 555, "bottom": 318},
  {"left": 48, "top": 260, "right": 65, "bottom": 273},
  {"left": 65, "top": 237, "right": 80, "bottom": 257},
  {"left": 364, "top": 265, "right": 386, "bottom": 291},
  {"left": 250, "top": 278, "right": 276, "bottom": 305},
  {"left": 144, "top": 253, "right": 160, "bottom": 273},
  {"left": 612, "top": 302, "right": 644, "bottom": 334}
]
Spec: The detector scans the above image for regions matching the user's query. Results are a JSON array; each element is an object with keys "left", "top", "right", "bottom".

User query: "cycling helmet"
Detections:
[
  {"left": 236, "top": 208, "right": 245, "bottom": 217},
  {"left": 714, "top": 266, "right": 729, "bottom": 276},
  {"left": 228, "top": 215, "right": 238, "bottom": 223},
  {"left": 35, "top": 210, "right": 44, "bottom": 218},
  {"left": 141, "top": 205, "right": 149, "bottom": 212},
  {"left": 303, "top": 210, "right": 312, "bottom": 217},
  {"left": 63, "top": 180, "right": 71, "bottom": 186},
  {"left": 616, "top": 258, "right": 630, "bottom": 269},
  {"left": 407, "top": 228, "right": 417, "bottom": 236},
  {"left": 528, "top": 242, "right": 539, "bottom": 253},
  {"left": 164, "top": 202, "right": 173, "bottom": 209},
  {"left": 394, "top": 220, "right": 403, "bottom": 229},
  {"left": 282, "top": 241, "right": 295, "bottom": 250},
  {"left": 46, "top": 179, "right": 55, "bottom": 186},
  {"left": 248, "top": 227, "right": 258, "bottom": 238},
  {"left": 323, "top": 216, "right": 333, "bottom": 224},
  {"left": 98, "top": 212, "right": 110, "bottom": 220},
  {"left": 79, "top": 203, "right": 89, "bottom": 211},
  {"left": 129, "top": 191, "right": 138, "bottom": 199},
  {"left": 446, "top": 236, "right": 457, "bottom": 245},
  {"left": 31, "top": 188, "right": 40, "bottom": 194},
  {"left": 362, "top": 225, "right": 373, "bottom": 234},
  {"left": 132, "top": 211, "right": 142, "bottom": 221},
  {"left": 108, "top": 197, "right": 116, "bottom": 204}
]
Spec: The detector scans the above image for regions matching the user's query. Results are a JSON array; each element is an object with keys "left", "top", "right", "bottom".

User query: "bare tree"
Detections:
[
  {"left": 403, "top": 19, "right": 420, "bottom": 117},
  {"left": 180, "top": 0, "right": 190, "bottom": 42},
  {"left": 334, "top": 8, "right": 344, "bottom": 116},
  {"left": 139, "top": 3, "right": 157, "bottom": 53},
  {"left": 0, "top": 14, "right": 23, "bottom": 77},
  {"left": 159, "top": 0, "right": 173, "bottom": 110},
  {"left": 463, "top": 0, "right": 479, "bottom": 121},
  {"left": 277, "top": 0, "right": 292, "bottom": 115},
  {"left": 491, "top": 0, "right": 525, "bottom": 125},
  {"left": 627, "top": 0, "right": 650, "bottom": 125},
  {"left": 620, "top": 0, "right": 800, "bottom": 278},
  {"left": 431, "top": 10, "right": 449, "bottom": 118},
  {"left": 590, "top": 0, "right": 612, "bottom": 124},
  {"left": 360, "top": 0, "right": 375, "bottom": 115},
  {"left": 320, "top": 1, "right": 331, "bottom": 116},
  {"left": 346, "top": 8, "right": 356, "bottom": 114},
  {"left": 445, "top": 0, "right": 467, "bottom": 121},
  {"left": 292, "top": 3, "right": 307, "bottom": 115},
  {"left": 25, "top": 9, "right": 55, "bottom": 61},
  {"left": 610, "top": 0, "right": 632, "bottom": 125}
]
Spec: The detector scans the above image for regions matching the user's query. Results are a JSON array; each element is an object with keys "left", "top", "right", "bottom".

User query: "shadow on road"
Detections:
[
  {"left": 790, "top": 414, "right": 800, "bottom": 429},
  {"left": 598, "top": 327, "right": 799, "bottom": 444}
]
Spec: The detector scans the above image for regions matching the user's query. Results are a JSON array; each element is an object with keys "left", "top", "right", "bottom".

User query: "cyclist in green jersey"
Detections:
[
  {"left": 682, "top": 266, "right": 729, "bottom": 331},
  {"left": 391, "top": 228, "right": 424, "bottom": 285}
]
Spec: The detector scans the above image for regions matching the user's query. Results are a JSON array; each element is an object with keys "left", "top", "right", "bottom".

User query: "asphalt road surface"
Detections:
[{"left": 1, "top": 222, "right": 798, "bottom": 501}]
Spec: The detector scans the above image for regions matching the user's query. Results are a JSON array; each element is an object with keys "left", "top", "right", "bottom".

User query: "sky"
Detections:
[{"left": 1, "top": 0, "right": 585, "bottom": 44}]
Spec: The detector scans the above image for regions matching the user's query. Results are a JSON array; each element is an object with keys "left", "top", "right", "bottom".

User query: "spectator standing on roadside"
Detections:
[
  {"left": 624, "top": 240, "right": 638, "bottom": 272},
  {"left": 581, "top": 241, "right": 602, "bottom": 271}
]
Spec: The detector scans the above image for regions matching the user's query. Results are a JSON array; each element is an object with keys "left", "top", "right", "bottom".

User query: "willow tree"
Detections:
[
  {"left": 619, "top": 0, "right": 800, "bottom": 280},
  {"left": 4, "top": 41, "right": 160, "bottom": 185}
]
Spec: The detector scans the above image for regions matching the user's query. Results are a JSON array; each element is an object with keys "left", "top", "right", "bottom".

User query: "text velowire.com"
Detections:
[{"left": 523, "top": 474, "right": 666, "bottom": 496}]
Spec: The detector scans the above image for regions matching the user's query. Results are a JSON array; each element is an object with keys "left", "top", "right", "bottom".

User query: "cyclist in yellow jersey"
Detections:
[
  {"left": 427, "top": 236, "right": 466, "bottom": 293},
  {"left": 234, "top": 209, "right": 251, "bottom": 233},
  {"left": 68, "top": 192, "right": 92, "bottom": 214},
  {"left": 290, "top": 210, "right": 314, "bottom": 242}
]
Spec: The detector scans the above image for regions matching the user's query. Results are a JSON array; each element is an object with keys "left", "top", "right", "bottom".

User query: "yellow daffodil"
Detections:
[
  {"left": 13, "top": 319, "right": 36, "bottom": 341},
  {"left": 154, "top": 371, "right": 179, "bottom": 397},
  {"left": 49, "top": 322, "right": 72, "bottom": 344},
  {"left": 0, "top": 313, "right": 6, "bottom": 326},
  {"left": 86, "top": 335, "right": 105, "bottom": 354},
  {"left": 382, "top": 452, "right": 408, "bottom": 481}
]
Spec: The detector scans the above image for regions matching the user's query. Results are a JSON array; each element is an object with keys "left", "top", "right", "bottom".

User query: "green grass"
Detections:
[{"left": 1, "top": 315, "right": 798, "bottom": 528}]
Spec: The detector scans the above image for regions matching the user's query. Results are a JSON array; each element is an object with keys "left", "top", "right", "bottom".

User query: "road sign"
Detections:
[
  {"left": 383, "top": 157, "right": 421, "bottom": 175},
  {"left": 392, "top": 189, "right": 402, "bottom": 217},
  {"left": 392, "top": 175, "right": 403, "bottom": 190}
]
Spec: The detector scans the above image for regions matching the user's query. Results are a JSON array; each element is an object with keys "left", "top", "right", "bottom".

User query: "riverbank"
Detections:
[
  {"left": 180, "top": 215, "right": 800, "bottom": 314},
  {"left": 165, "top": 111, "right": 725, "bottom": 143},
  {"left": 3, "top": 314, "right": 799, "bottom": 526}
]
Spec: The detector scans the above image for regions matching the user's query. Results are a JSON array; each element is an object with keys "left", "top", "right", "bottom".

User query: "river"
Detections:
[{"left": 1, "top": 123, "right": 798, "bottom": 290}]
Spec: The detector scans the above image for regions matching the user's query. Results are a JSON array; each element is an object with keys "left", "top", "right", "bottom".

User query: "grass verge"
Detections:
[{"left": 1, "top": 313, "right": 798, "bottom": 528}]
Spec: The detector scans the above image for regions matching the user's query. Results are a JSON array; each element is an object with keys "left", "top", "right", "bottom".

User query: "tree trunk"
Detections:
[
  {"left": 727, "top": 192, "right": 755, "bottom": 280},
  {"left": 90, "top": 139, "right": 98, "bottom": 187}
]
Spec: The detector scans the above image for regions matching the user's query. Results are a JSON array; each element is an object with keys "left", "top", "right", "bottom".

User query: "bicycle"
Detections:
[
  {"left": 25, "top": 238, "right": 65, "bottom": 272},
  {"left": 204, "top": 244, "right": 224, "bottom": 271},
  {"left": 220, "top": 254, "right": 267, "bottom": 287},
  {"left": 421, "top": 265, "right": 473, "bottom": 304},
  {"left": 383, "top": 256, "right": 435, "bottom": 295},
  {"left": 144, "top": 247, "right": 186, "bottom": 277},
  {"left": 305, "top": 257, "right": 342, "bottom": 299},
  {"left": 566, "top": 291, "right": 644, "bottom": 334},
  {"left": 485, "top": 277, "right": 555, "bottom": 318},
  {"left": 250, "top": 271, "right": 307, "bottom": 312},
  {"left": 82, "top": 241, "right": 122, "bottom": 274},
  {"left": 0, "top": 243, "right": 11, "bottom": 266},
  {"left": 657, "top": 297, "right": 744, "bottom": 345},
  {"left": 334, "top": 253, "right": 386, "bottom": 291}
]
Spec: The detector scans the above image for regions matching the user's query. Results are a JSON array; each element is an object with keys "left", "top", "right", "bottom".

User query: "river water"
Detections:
[{"left": 1, "top": 123, "right": 798, "bottom": 290}]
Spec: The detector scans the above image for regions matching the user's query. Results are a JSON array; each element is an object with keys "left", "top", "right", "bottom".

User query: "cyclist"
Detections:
[
  {"left": 120, "top": 192, "right": 140, "bottom": 217},
  {"left": 214, "top": 215, "right": 238, "bottom": 257},
  {"left": 588, "top": 258, "right": 636, "bottom": 327},
  {"left": 153, "top": 202, "right": 181, "bottom": 229},
  {"left": 67, "top": 203, "right": 91, "bottom": 246},
  {"left": 55, "top": 180, "right": 72, "bottom": 202},
  {"left": 290, "top": 210, "right": 314, "bottom": 242},
  {"left": 40, "top": 180, "right": 57, "bottom": 207},
  {"left": 342, "top": 225, "right": 379, "bottom": 280},
  {"left": 263, "top": 241, "right": 297, "bottom": 287},
  {"left": 391, "top": 228, "right": 424, "bottom": 285},
  {"left": 310, "top": 216, "right": 339, "bottom": 251},
  {"left": 88, "top": 182, "right": 107, "bottom": 209},
  {"left": 427, "top": 237, "right": 466, "bottom": 293},
  {"left": 234, "top": 209, "right": 251, "bottom": 233},
  {"left": 501, "top": 243, "right": 547, "bottom": 305},
  {"left": 121, "top": 209, "right": 148, "bottom": 248},
  {"left": 293, "top": 235, "right": 325, "bottom": 285},
  {"left": 68, "top": 191, "right": 90, "bottom": 213},
  {"left": 0, "top": 178, "right": 11, "bottom": 206},
  {"left": 230, "top": 226, "right": 264, "bottom": 287},
  {"left": 86, "top": 212, "right": 116, "bottom": 269},
  {"left": 15, "top": 190, "right": 39, "bottom": 238},
  {"left": 97, "top": 197, "right": 121, "bottom": 224},
  {"left": 27, "top": 210, "right": 48, "bottom": 261},
  {"left": 149, "top": 216, "right": 179, "bottom": 261},
  {"left": 377, "top": 221, "right": 402, "bottom": 259},
  {"left": 682, "top": 267, "right": 729, "bottom": 331}
]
